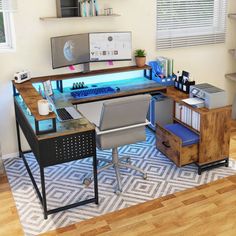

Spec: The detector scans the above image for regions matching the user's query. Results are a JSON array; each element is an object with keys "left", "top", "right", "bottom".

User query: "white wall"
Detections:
[{"left": 1, "top": 0, "right": 236, "bottom": 156}]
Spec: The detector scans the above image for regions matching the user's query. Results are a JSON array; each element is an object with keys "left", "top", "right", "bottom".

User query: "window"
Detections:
[
  {"left": 156, "top": 0, "right": 228, "bottom": 49},
  {"left": 0, "top": 0, "right": 16, "bottom": 51}
]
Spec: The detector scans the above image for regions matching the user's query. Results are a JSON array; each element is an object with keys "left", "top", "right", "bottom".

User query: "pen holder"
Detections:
[
  {"left": 174, "top": 78, "right": 195, "bottom": 94},
  {"left": 182, "top": 81, "right": 195, "bottom": 94}
]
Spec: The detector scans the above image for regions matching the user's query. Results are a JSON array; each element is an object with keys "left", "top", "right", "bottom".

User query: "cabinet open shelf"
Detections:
[
  {"left": 40, "top": 14, "right": 120, "bottom": 21},
  {"left": 173, "top": 117, "right": 200, "bottom": 135}
]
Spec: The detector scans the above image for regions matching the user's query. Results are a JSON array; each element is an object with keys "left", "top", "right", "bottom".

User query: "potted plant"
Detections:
[{"left": 134, "top": 49, "right": 146, "bottom": 67}]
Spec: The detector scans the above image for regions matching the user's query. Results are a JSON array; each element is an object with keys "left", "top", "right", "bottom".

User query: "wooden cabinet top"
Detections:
[{"left": 165, "top": 87, "right": 231, "bottom": 114}]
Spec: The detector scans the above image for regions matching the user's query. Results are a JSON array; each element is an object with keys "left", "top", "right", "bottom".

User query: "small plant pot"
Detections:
[{"left": 135, "top": 56, "right": 146, "bottom": 68}]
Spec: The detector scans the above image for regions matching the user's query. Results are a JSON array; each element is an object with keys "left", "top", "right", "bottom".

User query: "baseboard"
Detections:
[{"left": 2, "top": 152, "right": 19, "bottom": 160}]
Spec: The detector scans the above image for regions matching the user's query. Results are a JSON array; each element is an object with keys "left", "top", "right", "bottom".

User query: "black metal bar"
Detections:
[
  {"left": 13, "top": 84, "right": 19, "bottom": 96},
  {"left": 22, "top": 153, "right": 43, "bottom": 205},
  {"left": 56, "top": 81, "right": 60, "bottom": 91},
  {"left": 196, "top": 158, "right": 229, "bottom": 175},
  {"left": 15, "top": 120, "right": 23, "bottom": 156},
  {"left": 40, "top": 167, "right": 48, "bottom": 219},
  {"left": 56, "top": 80, "right": 63, "bottom": 93},
  {"left": 150, "top": 68, "right": 153, "bottom": 80},
  {"left": 22, "top": 150, "right": 33, "bottom": 154},
  {"left": 144, "top": 68, "right": 152, "bottom": 80},
  {"left": 47, "top": 198, "right": 96, "bottom": 215},
  {"left": 93, "top": 155, "right": 99, "bottom": 205}
]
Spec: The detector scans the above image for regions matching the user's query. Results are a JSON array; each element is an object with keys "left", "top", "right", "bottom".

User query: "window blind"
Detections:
[
  {"left": 156, "top": 0, "right": 227, "bottom": 49},
  {"left": 0, "top": 0, "right": 17, "bottom": 12}
]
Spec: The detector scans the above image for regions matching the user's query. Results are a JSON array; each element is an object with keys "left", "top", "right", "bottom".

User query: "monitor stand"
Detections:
[{"left": 83, "top": 63, "right": 90, "bottom": 73}]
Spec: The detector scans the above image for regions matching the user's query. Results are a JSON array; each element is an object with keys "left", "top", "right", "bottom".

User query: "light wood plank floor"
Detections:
[{"left": 1, "top": 123, "right": 236, "bottom": 236}]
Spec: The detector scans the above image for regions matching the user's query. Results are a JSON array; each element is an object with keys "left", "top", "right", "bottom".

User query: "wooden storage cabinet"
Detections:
[
  {"left": 158, "top": 87, "right": 231, "bottom": 174},
  {"left": 156, "top": 124, "right": 198, "bottom": 167}
]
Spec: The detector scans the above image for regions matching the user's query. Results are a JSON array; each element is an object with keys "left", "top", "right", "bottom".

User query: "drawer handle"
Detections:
[{"left": 162, "top": 141, "right": 171, "bottom": 148}]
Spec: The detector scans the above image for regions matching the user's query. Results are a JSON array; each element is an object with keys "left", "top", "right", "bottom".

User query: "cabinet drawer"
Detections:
[
  {"left": 156, "top": 124, "right": 198, "bottom": 166},
  {"left": 156, "top": 124, "right": 181, "bottom": 166}
]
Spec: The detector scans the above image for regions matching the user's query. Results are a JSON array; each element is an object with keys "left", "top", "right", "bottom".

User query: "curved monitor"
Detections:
[{"left": 51, "top": 32, "right": 132, "bottom": 69}]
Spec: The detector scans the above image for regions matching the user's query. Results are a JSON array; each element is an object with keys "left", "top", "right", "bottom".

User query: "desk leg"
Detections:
[
  {"left": 40, "top": 167, "right": 48, "bottom": 219},
  {"left": 93, "top": 155, "right": 99, "bottom": 205},
  {"left": 15, "top": 120, "right": 23, "bottom": 158}
]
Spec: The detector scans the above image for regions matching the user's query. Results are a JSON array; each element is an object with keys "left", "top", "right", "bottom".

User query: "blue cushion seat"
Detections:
[{"left": 164, "top": 123, "right": 199, "bottom": 146}]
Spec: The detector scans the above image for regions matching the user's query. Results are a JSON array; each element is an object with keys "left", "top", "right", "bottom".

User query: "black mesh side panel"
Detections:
[{"left": 39, "top": 130, "right": 96, "bottom": 167}]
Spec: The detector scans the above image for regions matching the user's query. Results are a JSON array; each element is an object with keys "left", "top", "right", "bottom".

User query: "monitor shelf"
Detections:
[{"left": 40, "top": 14, "right": 120, "bottom": 21}]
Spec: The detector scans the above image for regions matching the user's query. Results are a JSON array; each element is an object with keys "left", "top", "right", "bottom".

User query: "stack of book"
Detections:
[
  {"left": 79, "top": 0, "right": 99, "bottom": 17},
  {"left": 175, "top": 103, "right": 200, "bottom": 131}
]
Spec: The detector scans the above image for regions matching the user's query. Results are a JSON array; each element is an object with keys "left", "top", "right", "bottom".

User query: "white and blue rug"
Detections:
[{"left": 4, "top": 129, "right": 236, "bottom": 236}]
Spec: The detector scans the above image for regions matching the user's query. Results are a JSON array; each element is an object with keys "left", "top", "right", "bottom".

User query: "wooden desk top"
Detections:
[{"left": 13, "top": 66, "right": 165, "bottom": 121}]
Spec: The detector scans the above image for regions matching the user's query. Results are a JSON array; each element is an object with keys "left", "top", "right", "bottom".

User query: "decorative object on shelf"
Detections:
[
  {"left": 134, "top": 49, "right": 146, "bottom": 68},
  {"left": 14, "top": 70, "right": 31, "bottom": 84},
  {"left": 104, "top": 8, "right": 113, "bottom": 16}
]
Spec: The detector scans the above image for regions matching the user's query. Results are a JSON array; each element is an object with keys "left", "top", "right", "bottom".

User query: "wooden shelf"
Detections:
[
  {"left": 228, "top": 13, "right": 236, "bottom": 19},
  {"left": 173, "top": 117, "right": 200, "bottom": 135},
  {"left": 30, "top": 65, "right": 151, "bottom": 83},
  {"left": 40, "top": 14, "right": 120, "bottom": 21},
  {"left": 225, "top": 73, "right": 236, "bottom": 82}
]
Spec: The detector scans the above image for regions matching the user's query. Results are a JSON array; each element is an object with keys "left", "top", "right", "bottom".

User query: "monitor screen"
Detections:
[
  {"left": 51, "top": 34, "right": 90, "bottom": 69},
  {"left": 89, "top": 32, "right": 132, "bottom": 62},
  {"left": 50, "top": 32, "right": 132, "bottom": 69}
]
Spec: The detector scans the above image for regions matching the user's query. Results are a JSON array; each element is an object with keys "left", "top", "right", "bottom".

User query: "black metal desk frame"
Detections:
[{"left": 13, "top": 91, "right": 99, "bottom": 220}]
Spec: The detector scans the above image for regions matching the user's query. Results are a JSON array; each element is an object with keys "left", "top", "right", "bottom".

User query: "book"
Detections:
[
  {"left": 94, "top": 0, "right": 99, "bottom": 16},
  {"left": 157, "top": 57, "right": 168, "bottom": 77},
  {"left": 157, "top": 57, "right": 174, "bottom": 78}
]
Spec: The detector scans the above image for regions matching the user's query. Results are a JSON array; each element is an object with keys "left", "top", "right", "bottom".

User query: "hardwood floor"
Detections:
[{"left": 1, "top": 122, "right": 236, "bottom": 236}]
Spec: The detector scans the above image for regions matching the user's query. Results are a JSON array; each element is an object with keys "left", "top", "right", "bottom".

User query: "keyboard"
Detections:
[
  {"left": 56, "top": 107, "right": 82, "bottom": 122},
  {"left": 71, "top": 86, "right": 116, "bottom": 99}
]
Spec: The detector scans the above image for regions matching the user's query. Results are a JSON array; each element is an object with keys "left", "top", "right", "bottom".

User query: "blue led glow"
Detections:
[{"left": 33, "top": 70, "right": 145, "bottom": 91}]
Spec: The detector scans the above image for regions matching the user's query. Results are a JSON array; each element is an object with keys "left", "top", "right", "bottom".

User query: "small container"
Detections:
[
  {"left": 108, "top": 8, "right": 113, "bottom": 15},
  {"left": 104, "top": 8, "right": 108, "bottom": 15}
]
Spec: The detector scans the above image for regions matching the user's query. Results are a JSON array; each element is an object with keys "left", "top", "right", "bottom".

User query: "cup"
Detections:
[{"left": 37, "top": 99, "right": 53, "bottom": 116}]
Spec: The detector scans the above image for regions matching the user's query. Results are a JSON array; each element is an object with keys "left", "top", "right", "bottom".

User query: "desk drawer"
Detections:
[
  {"left": 156, "top": 124, "right": 198, "bottom": 166},
  {"left": 156, "top": 124, "right": 181, "bottom": 166}
]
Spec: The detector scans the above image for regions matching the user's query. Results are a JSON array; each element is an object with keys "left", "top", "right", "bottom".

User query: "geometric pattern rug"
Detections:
[{"left": 4, "top": 129, "right": 236, "bottom": 236}]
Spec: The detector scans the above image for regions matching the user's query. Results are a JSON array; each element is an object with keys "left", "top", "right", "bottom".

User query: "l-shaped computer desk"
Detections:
[{"left": 12, "top": 65, "right": 231, "bottom": 219}]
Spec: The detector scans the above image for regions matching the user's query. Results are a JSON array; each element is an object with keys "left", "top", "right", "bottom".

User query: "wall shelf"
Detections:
[
  {"left": 228, "top": 13, "right": 236, "bottom": 19},
  {"left": 225, "top": 73, "right": 236, "bottom": 81},
  {"left": 40, "top": 14, "right": 120, "bottom": 21},
  {"left": 228, "top": 49, "right": 236, "bottom": 56},
  {"left": 226, "top": 13, "right": 236, "bottom": 82}
]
